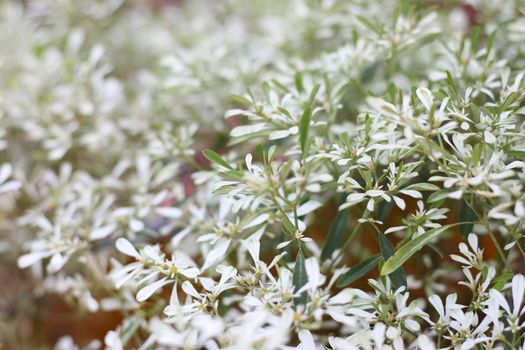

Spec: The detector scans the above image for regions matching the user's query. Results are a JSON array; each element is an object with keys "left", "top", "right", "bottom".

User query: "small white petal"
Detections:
[
  {"left": 155, "top": 207, "right": 182, "bottom": 218},
  {"left": 47, "top": 253, "right": 69, "bottom": 273},
  {"left": 243, "top": 213, "right": 269, "bottom": 230},
  {"left": 202, "top": 239, "right": 230, "bottom": 270},
  {"left": 366, "top": 190, "right": 384, "bottom": 197},
  {"left": 182, "top": 281, "right": 201, "bottom": 299},
  {"left": 416, "top": 87, "right": 433, "bottom": 111},
  {"left": 298, "top": 330, "right": 316, "bottom": 350},
  {"left": 90, "top": 225, "right": 116, "bottom": 240},
  {"left": 399, "top": 189, "right": 422, "bottom": 198},
  {"left": 385, "top": 226, "right": 406, "bottom": 234},
  {"left": 297, "top": 201, "right": 322, "bottom": 216},
  {"left": 180, "top": 267, "right": 200, "bottom": 279},
  {"left": 0, "top": 163, "right": 12, "bottom": 184},
  {"left": 130, "top": 219, "right": 145, "bottom": 232},
  {"left": 484, "top": 130, "right": 496, "bottom": 144},
  {"left": 17, "top": 251, "right": 52, "bottom": 269},
  {"left": 136, "top": 277, "right": 169, "bottom": 302},
  {"left": 512, "top": 274, "right": 525, "bottom": 315},
  {"left": 0, "top": 180, "right": 22, "bottom": 193},
  {"left": 115, "top": 238, "right": 141, "bottom": 259},
  {"left": 393, "top": 196, "right": 406, "bottom": 210},
  {"left": 467, "top": 233, "right": 478, "bottom": 252}
]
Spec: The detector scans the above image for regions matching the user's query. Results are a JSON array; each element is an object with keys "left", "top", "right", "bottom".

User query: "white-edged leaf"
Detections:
[{"left": 230, "top": 123, "right": 266, "bottom": 137}]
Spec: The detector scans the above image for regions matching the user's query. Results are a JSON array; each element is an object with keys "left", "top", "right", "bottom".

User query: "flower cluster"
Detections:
[{"left": 1, "top": 0, "right": 525, "bottom": 349}]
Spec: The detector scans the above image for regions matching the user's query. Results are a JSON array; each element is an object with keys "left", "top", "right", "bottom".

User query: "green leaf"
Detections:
[
  {"left": 446, "top": 70, "right": 459, "bottom": 100},
  {"left": 294, "top": 72, "right": 304, "bottom": 93},
  {"left": 428, "top": 189, "right": 452, "bottom": 203},
  {"left": 336, "top": 255, "right": 381, "bottom": 288},
  {"left": 381, "top": 225, "right": 451, "bottom": 276},
  {"left": 500, "top": 91, "right": 518, "bottom": 112},
  {"left": 356, "top": 15, "right": 382, "bottom": 34},
  {"left": 299, "top": 106, "right": 312, "bottom": 155},
  {"left": 377, "top": 200, "right": 393, "bottom": 221},
  {"left": 120, "top": 321, "right": 140, "bottom": 346},
  {"left": 459, "top": 200, "right": 476, "bottom": 238},
  {"left": 307, "top": 84, "right": 321, "bottom": 106},
  {"left": 506, "top": 147, "right": 525, "bottom": 160},
  {"left": 202, "top": 150, "right": 233, "bottom": 170},
  {"left": 492, "top": 273, "right": 514, "bottom": 290},
  {"left": 361, "top": 61, "right": 381, "bottom": 83},
  {"left": 387, "top": 82, "right": 397, "bottom": 102},
  {"left": 404, "top": 183, "right": 440, "bottom": 192},
  {"left": 377, "top": 232, "right": 407, "bottom": 288},
  {"left": 262, "top": 81, "right": 270, "bottom": 100},
  {"left": 229, "top": 94, "right": 253, "bottom": 106},
  {"left": 293, "top": 250, "right": 308, "bottom": 305},
  {"left": 486, "top": 30, "right": 497, "bottom": 55},
  {"left": 279, "top": 211, "right": 296, "bottom": 236},
  {"left": 321, "top": 201, "right": 348, "bottom": 261},
  {"left": 271, "top": 79, "right": 290, "bottom": 93}
]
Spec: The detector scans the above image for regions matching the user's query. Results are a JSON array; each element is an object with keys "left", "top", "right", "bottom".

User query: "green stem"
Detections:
[{"left": 465, "top": 197, "right": 509, "bottom": 269}]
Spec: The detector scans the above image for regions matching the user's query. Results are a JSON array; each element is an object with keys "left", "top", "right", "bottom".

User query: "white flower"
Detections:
[
  {"left": 0, "top": 163, "right": 21, "bottom": 194},
  {"left": 112, "top": 238, "right": 200, "bottom": 301},
  {"left": 104, "top": 329, "right": 123, "bottom": 350},
  {"left": 489, "top": 274, "right": 525, "bottom": 334},
  {"left": 450, "top": 233, "right": 484, "bottom": 268}
]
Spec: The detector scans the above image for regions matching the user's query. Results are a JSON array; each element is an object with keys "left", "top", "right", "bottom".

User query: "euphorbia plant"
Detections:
[{"left": 1, "top": 0, "right": 524, "bottom": 349}]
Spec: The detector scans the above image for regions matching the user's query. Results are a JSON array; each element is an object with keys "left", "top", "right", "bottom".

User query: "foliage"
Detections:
[{"left": 1, "top": 0, "right": 525, "bottom": 349}]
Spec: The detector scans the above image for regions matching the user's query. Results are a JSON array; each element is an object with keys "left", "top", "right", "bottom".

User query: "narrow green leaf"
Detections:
[
  {"left": 381, "top": 225, "right": 451, "bottom": 276},
  {"left": 294, "top": 72, "right": 304, "bottom": 93},
  {"left": 120, "top": 321, "right": 140, "bottom": 346},
  {"left": 492, "top": 272, "right": 514, "bottom": 291},
  {"left": 486, "top": 30, "right": 497, "bottom": 55},
  {"left": 271, "top": 79, "right": 290, "bottom": 93},
  {"left": 279, "top": 212, "right": 296, "bottom": 236},
  {"left": 307, "top": 84, "right": 321, "bottom": 106},
  {"left": 299, "top": 106, "right": 312, "bottom": 155},
  {"left": 321, "top": 202, "right": 348, "bottom": 261},
  {"left": 336, "top": 255, "right": 381, "bottom": 288},
  {"left": 446, "top": 71, "right": 459, "bottom": 100},
  {"left": 428, "top": 189, "right": 452, "bottom": 203},
  {"left": 459, "top": 200, "right": 476, "bottom": 238},
  {"left": 360, "top": 61, "right": 381, "bottom": 83},
  {"left": 377, "top": 232, "right": 407, "bottom": 288},
  {"left": 404, "top": 183, "right": 440, "bottom": 192},
  {"left": 356, "top": 15, "right": 381, "bottom": 34},
  {"left": 500, "top": 91, "right": 518, "bottom": 112},
  {"left": 229, "top": 94, "right": 252, "bottom": 106},
  {"left": 506, "top": 147, "right": 525, "bottom": 160},
  {"left": 469, "top": 26, "right": 481, "bottom": 52},
  {"left": 293, "top": 250, "right": 307, "bottom": 305},
  {"left": 262, "top": 81, "right": 270, "bottom": 100},
  {"left": 202, "top": 150, "right": 233, "bottom": 170},
  {"left": 387, "top": 82, "right": 397, "bottom": 102},
  {"left": 277, "top": 107, "right": 293, "bottom": 119},
  {"left": 377, "top": 200, "right": 393, "bottom": 221}
]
